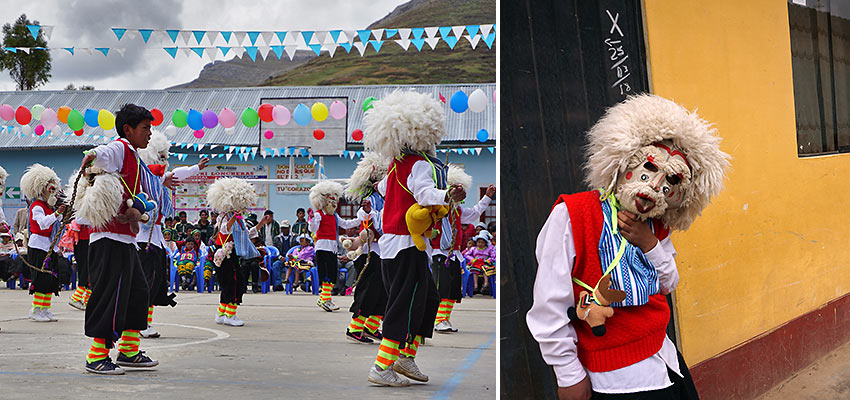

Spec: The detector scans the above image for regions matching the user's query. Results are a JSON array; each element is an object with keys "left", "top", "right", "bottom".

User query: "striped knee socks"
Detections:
[
  {"left": 218, "top": 303, "right": 227, "bottom": 316},
  {"left": 147, "top": 306, "right": 154, "bottom": 326},
  {"left": 32, "top": 292, "right": 52, "bottom": 310},
  {"left": 319, "top": 282, "right": 332, "bottom": 302},
  {"left": 82, "top": 287, "right": 91, "bottom": 305},
  {"left": 70, "top": 286, "right": 86, "bottom": 303},
  {"left": 364, "top": 315, "right": 382, "bottom": 333},
  {"left": 86, "top": 338, "right": 109, "bottom": 363},
  {"left": 349, "top": 315, "right": 367, "bottom": 333},
  {"left": 374, "top": 338, "right": 401, "bottom": 370},
  {"left": 400, "top": 335, "right": 423, "bottom": 359},
  {"left": 435, "top": 299, "right": 453, "bottom": 323},
  {"left": 224, "top": 303, "right": 237, "bottom": 317},
  {"left": 117, "top": 330, "right": 141, "bottom": 357}
]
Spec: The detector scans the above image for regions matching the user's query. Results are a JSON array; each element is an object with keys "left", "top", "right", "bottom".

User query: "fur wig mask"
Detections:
[
  {"left": 585, "top": 94, "right": 730, "bottom": 231},
  {"left": 0, "top": 165, "right": 7, "bottom": 200},
  {"left": 21, "top": 164, "right": 62, "bottom": 206},
  {"left": 447, "top": 164, "right": 472, "bottom": 191},
  {"left": 206, "top": 178, "right": 257, "bottom": 213},
  {"left": 139, "top": 130, "right": 170, "bottom": 168},
  {"left": 362, "top": 90, "right": 446, "bottom": 159},
  {"left": 310, "top": 181, "right": 343, "bottom": 215},
  {"left": 344, "top": 152, "right": 389, "bottom": 202}
]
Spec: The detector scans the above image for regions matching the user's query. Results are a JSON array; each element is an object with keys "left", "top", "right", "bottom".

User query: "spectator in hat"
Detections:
[{"left": 258, "top": 210, "right": 280, "bottom": 247}]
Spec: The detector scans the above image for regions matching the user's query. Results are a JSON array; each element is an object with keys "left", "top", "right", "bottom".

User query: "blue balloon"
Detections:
[
  {"left": 477, "top": 129, "right": 489, "bottom": 142},
  {"left": 450, "top": 91, "right": 468, "bottom": 113},
  {"left": 187, "top": 109, "right": 204, "bottom": 131},
  {"left": 84, "top": 108, "right": 100, "bottom": 127},
  {"left": 293, "top": 103, "right": 312, "bottom": 126}
]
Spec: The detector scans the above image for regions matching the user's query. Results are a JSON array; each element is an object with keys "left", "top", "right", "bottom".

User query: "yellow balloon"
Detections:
[
  {"left": 98, "top": 109, "right": 116, "bottom": 130},
  {"left": 311, "top": 102, "right": 329, "bottom": 122}
]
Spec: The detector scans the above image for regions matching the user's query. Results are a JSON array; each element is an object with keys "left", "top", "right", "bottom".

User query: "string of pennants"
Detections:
[{"left": 3, "top": 24, "right": 496, "bottom": 60}]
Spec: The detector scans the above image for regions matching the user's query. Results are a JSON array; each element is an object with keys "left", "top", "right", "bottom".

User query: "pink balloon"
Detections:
[
  {"left": 329, "top": 100, "right": 347, "bottom": 120},
  {"left": 193, "top": 129, "right": 204, "bottom": 138},
  {"left": 34, "top": 124, "right": 45, "bottom": 136},
  {"left": 0, "top": 104, "right": 13, "bottom": 121},
  {"left": 264, "top": 129, "right": 274, "bottom": 139},
  {"left": 40, "top": 108, "right": 58, "bottom": 130},
  {"left": 493, "top": 90, "right": 498, "bottom": 104},
  {"left": 218, "top": 107, "right": 237, "bottom": 129},
  {"left": 272, "top": 105, "right": 290, "bottom": 126}
]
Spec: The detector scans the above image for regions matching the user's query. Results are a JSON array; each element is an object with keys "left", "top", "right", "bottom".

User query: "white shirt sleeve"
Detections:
[
  {"left": 460, "top": 195, "right": 492, "bottom": 224},
  {"left": 409, "top": 160, "right": 448, "bottom": 206},
  {"left": 171, "top": 165, "right": 200, "bottom": 181},
  {"left": 308, "top": 212, "right": 321, "bottom": 233},
  {"left": 336, "top": 214, "right": 360, "bottom": 229},
  {"left": 0, "top": 207, "right": 6, "bottom": 226},
  {"left": 31, "top": 205, "right": 57, "bottom": 230},
  {"left": 377, "top": 176, "right": 387, "bottom": 196},
  {"left": 218, "top": 214, "right": 233, "bottom": 235},
  {"left": 525, "top": 202, "right": 586, "bottom": 388},
  {"left": 91, "top": 141, "right": 127, "bottom": 173},
  {"left": 644, "top": 236, "right": 679, "bottom": 295}
]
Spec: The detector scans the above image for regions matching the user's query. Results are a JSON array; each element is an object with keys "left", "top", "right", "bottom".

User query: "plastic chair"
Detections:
[
  {"left": 261, "top": 246, "right": 280, "bottom": 294},
  {"left": 309, "top": 266, "right": 319, "bottom": 295},
  {"left": 194, "top": 263, "right": 205, "bottom": 293},
  {"left": 460, "top": 259, "right": 473, "bottom": 298},
  {"left": 64, "top": 254, "right": 77, "bottom": 291}
]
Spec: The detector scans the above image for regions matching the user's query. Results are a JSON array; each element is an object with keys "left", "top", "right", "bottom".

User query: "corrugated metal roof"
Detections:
[{"left": 0, "top": 83, "right": 495, "bottom": 150}]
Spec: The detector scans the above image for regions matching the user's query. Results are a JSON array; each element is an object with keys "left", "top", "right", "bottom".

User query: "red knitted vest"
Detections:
[
  {"left": 93, "top": 140, "right": 140, "bottom": 237},
  {"left": 79, "top": 224, "right": 90, "bottom": 240},
  {"left": 383, "top": 155, "right": 425, "bottom": 235},
  {"left": 29, "top": 199, "right": 54, "bottom": 237},
  {"left": 557, "top": 191, "right": 670, "bottom": 372},
  {"left": 315, "top": 211, "right": 338, "bottom": 241},
  {"left": 430, "top": 208, "right": 463, "bottom": 251}
]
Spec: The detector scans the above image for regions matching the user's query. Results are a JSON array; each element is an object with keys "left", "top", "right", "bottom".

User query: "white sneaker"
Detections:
[
  {"left": 434, "top": 320, "right": 452, "bottom": 333},
  {"left": 446, "top": 320, "right": 458, "bottom": 333},
  {"left": 30, "top": 308, "right": 50, "bottom": 322},
  {"left": 223, "top": 315, "right": 244, "bottom": 326},
  {"left": 326, "top": 299, "right": 340, "bottom": 311},
  {"left": 68, "top": 300, "right": 86, "bottom": 311},
  {"left": 368, "top": 364, "right": 410, "bottom": 387},
  {"left": 393, "top": 356, "right": 429, "bottom": 382},
  {"left": 43, "top": 309, "right": 57, "bottom": 322},
  {"left": 140, "top": 326, "right": 160, "bottom": 338},
  {"left": 215, "top": 314, "right": 226, "bottom": 324},
  {"left": 317, "top": 299, "right": 332, "bottom": 312}
]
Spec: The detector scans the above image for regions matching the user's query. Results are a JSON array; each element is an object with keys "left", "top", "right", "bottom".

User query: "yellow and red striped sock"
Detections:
[
  {"left": 374, "top": 338, "right": 401, "bottom": 370},
  {"left": 147, "top": 306, "right": 154, "bottom": 325},
  {"left": 320, "top": 282, "right": 333, "bottom": 302},
  {"left": 117, "top": 330, "right": 141, "bottom": 357},
  {"left": 445, "top": 300, "right": 455, "bottom": 321},
  {"left": 217, "top": 303, "right": 227, "bottom": 316},
  {"left": 86, "top": 338, "right": 109, "bottom": 363},
  {"left": 70, "top": 286, "right": 85, "bottom": 303},
  {"left": 349, "top": 315, "right": 367, "bottom": 333},
  {"left": 225, "top": 303, "right": 237, "bottom": 317},
  {"left": 82, "top": 288, "right": 91, "bottom": 305},
  {"left": 32, "top": 292, "right": 52, "bottom": 310},
  {"left": 364, "top": 315, "right": 382, "bottom": 332},
  {"left": 435, "top": 299, "right": 451, "bottom": 323},
  {"left": 400, "top": 335, "right": 422, "bottom": 359}
]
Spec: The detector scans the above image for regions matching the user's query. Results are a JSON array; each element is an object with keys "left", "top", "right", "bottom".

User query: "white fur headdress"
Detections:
[
  {"left": 345, "top": 152, "right": 389, "bottom": 202},
  {"left": 585, "top": 94, "right": 730, "bottom": 231},
  {"left": 447, "top": 164, "right": 472, "bottom": 190},
  {"left": 206, "top": 178, "right": 257, "bottom": 213},
  {"left": 310, "top": 180, "right": 343, "bottom": 210},
  {"left": 139, "top": 130, "right": 170, "bottom": 167},
  {"left": 362, "top": 90, "right": 446, "bottom": 159},
  {"left": 0, "top": 165, "right": 7, "bottom": 199},
  {"left": 20, "top": 164, "right": 60, "bottom": 200}
]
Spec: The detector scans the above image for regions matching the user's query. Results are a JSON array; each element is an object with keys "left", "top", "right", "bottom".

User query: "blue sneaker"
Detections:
[{"left": 85, "top": 357, "right": 125, "bottom": 375}]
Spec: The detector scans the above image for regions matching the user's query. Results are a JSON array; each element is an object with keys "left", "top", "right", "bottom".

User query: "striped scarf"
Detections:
[
  {"left": 138, "top": 158, "right": 175, "bottom": 222},
  {"left": 598, "top": 197, "right": 659, "bottom": 307}
]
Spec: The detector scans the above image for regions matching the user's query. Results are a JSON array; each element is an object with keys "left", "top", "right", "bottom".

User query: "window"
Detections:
[{"left": 789, "top": 0, "right": 850, "bottom": 155}]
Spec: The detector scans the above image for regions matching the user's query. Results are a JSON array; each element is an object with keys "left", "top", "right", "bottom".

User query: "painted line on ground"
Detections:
[{"left": 431, "top": 333, "right": 496, "bottom": 400}]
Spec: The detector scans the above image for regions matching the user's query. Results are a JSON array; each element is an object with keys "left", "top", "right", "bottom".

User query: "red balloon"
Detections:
[
  {"left": 351, "top": 129, "right": 363, "bottom": 141},
  {"left": 15, "top": 106, "right": 31, "bottom": 125},
  {"left": 258, "top": 103, "right": 274, "bottom": 123},
  {"left": 150, "top": 108, "right": 164, "bottom": 126},
  {"left": 74, "top": 128, "right": 84, "bottom": 136},
  {"left": 313, "top": 129, "right": 325, "bottom": 140}
]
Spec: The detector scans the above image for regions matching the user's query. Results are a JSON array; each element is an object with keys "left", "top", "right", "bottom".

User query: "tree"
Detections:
[
  {"left": 65, "top": 83, "right": 94, "bottom": 90},
  {"left": 0, "top": 14, "right": 51, "bottom": 90}
]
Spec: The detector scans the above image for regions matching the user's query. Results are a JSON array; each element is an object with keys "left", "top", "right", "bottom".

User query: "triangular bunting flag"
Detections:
[
  {"left": 343, "top": 151, "right": 349, "bottom": 158},
  {"left": 206, "top": 30, "right": 219, "bottom": 44},
  {"left": 371, "top": 29, "right": 384, "bottom": 40},
  {"left": 395, "top": 39, "right": 411, "bottom": 51},
  {"left": 234, "top": 31, "right": 247, "bottom": 45},
  {"left": 26, "top": 25, "right": 40, "bottom": 40},
  {"left": 480, "top": 24, "right": 493, "bottom": 37},
  {"left": 353, "top": 41, "right": 367, "bottom": 56},
  {"left": 308, "top": 44, "right": 322, "bottom": 56},
  {"left": 342, "top": 30, "right": 357, "bottom": 43},
  {"left": 244, "top": 46, "right": 258, "bottom": 61},
  {"left": 18, "top": 48, "right": 30, "bottom": 54},
  {"left": 258, "top": 46, "right": 271, "bottom": 60},
  {"left": 220, "top": 31, "right": 233, "bottom": 43},
  {"left": 369, "top": 40, "right": 384, "bottom": 53},
  {"left": 488, "top": 147, "right": 494, "bottom": 154},
  {"left": 139, "top": 29, "right": 153, "bottom": 43},
  {"left": 397, "top": 28, "right": 411, "bottom": 40},
  {"left": 205, "top": 46, "right": 216, "bottom": 61},
  {"left": 166, "top": 29, "right": 180, "bottom": 43},
  {"left": 424, "top": 27, "right": 439, "bottom": 38},
  {"left": 179, "top": 30, "right": 192, "bottom": 45},
  {"left": 112, "top": 28, "right": 127, "bottom": 40},
  {"left": 425, "top": 37, "right": 440, "bottom": 50},
  {"left": 198, "top": 143, "right": 205, "bottom": 151},
  {"left": 410, "top": 38, "right": 425, "bottom": 51},
  {"left": 275, "top": 31, "right": 287, "bottom": 43},
  {"left": 218, "top": 46, "right": 231, "bottom": 57},
  {"left": 4, "top": 47, "right": 16, "bottom": 54},
  {"left": 385, "top": 29, "right": 398, "bottom": 39},
  {"left": 315, "top": 31, "right": 329, "bottom": 44},
  {"left": 82, "top": 47, "right": 94, "bottom": 56},
  {"left": 260, "top": 31, "right": 274, "bottom": 45},
  {"left": 41, "top": 25, "right": 53, "bottom": 40},
  {"left": 329, "top": 30, "right": 341, "bottom": 43},
  {"left": 465, "top": 34, "right": 481, "bottom": 49},
  {"left": 192, "top": 30, "right": 206, "bottom": 44},
  {"left": 270, "top": 45, "right": 284, "bottom": 59},
  {"left": 323, "top": 43, "right": 337, "bottom": 58},
  {"left": 247, "top": 31, "right": 260, "bottom": 45},
  {"left": 115, "top": 48, "right": 126, "bottom": 56},
  {"left": 483, "top": 32, "right": 495, "bottom": 49},
  {"left": 193, "top": 143, "right": 199, "bottom": 151},
  {"left": 180, "top": 47, "right": 193, "bottom": 57},
  {"left": 452, "top": 26, "right": 466, "bottom": 38},
  {"left": 301, "top": 31, "right": 315, "bottom": 45},
  {"left": 411, "top": 27, "right": 425, "bottom": 39},
  {"left": 95, "top": 47, "right": 109, "bottom": 56},
  {"left": 438, "top": 26, "right": 452, "bottom": 38},
  {"left": 357, "top": 30, "right": 371, "bottom": 43},
  {"left": 466, "top": 25, "right": 480, "bottom": 37},
  {"left": 232, "top": 46, "right": 245, "bottom": 58},
  {"left": 443, "top": 35, "right": 458, "bottom": 49},
  {"left": 284, "top": 45, "right": 298, "bottom": 60},
  {"left": 191, "top": 47, "right": 204, "bottom": 57},
  {"left": 283, "top": 31, "right": 299, "bottom": 45},
  {"left": 339, "top": 42, "right": 352, "bottom": 53},
  {"left": 226, "top": 153, "right": 233, "bottom": 161}
]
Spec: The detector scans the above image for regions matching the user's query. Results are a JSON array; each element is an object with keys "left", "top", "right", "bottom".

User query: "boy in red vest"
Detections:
[
  {"left": 362, "top": 90, "right": 467, "bottom": 387},
  {"left": 432, "top": 165, "right": 495, "bottom": 333},
  {"left": 308, "top": 180, "right": 361, "bottom": 312},
  {"left": 526, "top": 95, "right": 730, "bottom": 399},
  {"left": 20, "top": 164, "right": 65, "bottom": 322},
  {"left": 78, "top": 104, "right": 160, "bottom": 375}
]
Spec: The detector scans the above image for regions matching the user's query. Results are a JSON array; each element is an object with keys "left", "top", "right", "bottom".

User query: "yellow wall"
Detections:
[{"left": 643, "top": 0, "right": 850, "bottom": 365}]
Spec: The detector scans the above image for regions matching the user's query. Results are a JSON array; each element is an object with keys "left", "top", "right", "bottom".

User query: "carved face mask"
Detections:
[
  {"left": 323, "top": 194, "right": 339, "bottom": 215},
  {"left": 43, "top": 181, "right": 60, "bottom": 207},
  {"left": 614, "top": 141, "right": 692, "bottom": 220}
]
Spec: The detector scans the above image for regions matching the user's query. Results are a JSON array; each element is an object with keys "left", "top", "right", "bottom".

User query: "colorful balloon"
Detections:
[
  {"left": 67, "top": 109, "right": 85, "bottom": 131},
  {"left": 467, "top": 89, "right": 487, "bottom": 113},
  {"left": 351, "top": 129, "right": 364, "bottom": 141},
  {"left": 98, "top": 109, "right": 116, "bottom": 130},
  {"left": 272, "top": 105, "right": 290, "bottom": 126},
  {"left": 329, "top": 101, "right": 347, "bottom": 120},
  {"left": 74, "top": 128, "right": 84, "bottom": 136},
  {"left": 477, "top": 129, "right": 489, "bottom": 142},
  {"left": 164, "top": 125, "right": 177, "bottom": 136},
  {"left": 150, "top": 108, "right": 164, "bottom": 126},
  {"left": 31, "top": 104, "right": 45, "bottom": 120},
  {"left": 0, "top": 104, "right": 13, "bottom": 121},
  {"left": 258, "top": 103, "right": 274, "bottom": 123},
  {"left": 187, "top": 109, "right": 204, "bottom": 130},
  {"left": 362, "top": 97, "right": 377, "bottom": 112},
  {"left": 219, "top": 108, "right": 237, "bottom": 128},
  {"left": 15, "top": 106, "right": 31, "bottom": 125},
  {"left": 57, "top": 106, "right": 71, "bottom": 123},
  {"left": 313, "top": 129, "right": 325, "bottom": 140},
  {"left": 41, "top": 108, "right": 58, "bottom": 130},
  {"left": 311, "top": 102, "right": 329, "bottom": 122},
  {"left": 84, "top": 109, "right": 99, "bottom": 127},
  {"left": 34, "top": 124, "right": 45, "bottom": 136},
  {"left": 293, "top": 104, "right": 311, "bottom": 126},
  {"left": 193, "top": 129, "right": 205, "bottom": 139},
  {"left": 172, "top": 109, "right": 188, "bottom": 128},
  {"left": 241, "top": 107, "right": 259, "bottom": 127},
  {"left": 202, "top": 110, "right": 218, "bottom": 129},
  {"left": 450, "top": 91, "right": 468, "bottom": 113},
  {"left": 264, "top": 129, "right": 274, "bottom": 139}
]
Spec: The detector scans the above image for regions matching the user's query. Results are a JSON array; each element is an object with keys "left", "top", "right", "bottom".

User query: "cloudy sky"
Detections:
[{"left": 0, "top": 0, "right": 406, "bottom": 91}]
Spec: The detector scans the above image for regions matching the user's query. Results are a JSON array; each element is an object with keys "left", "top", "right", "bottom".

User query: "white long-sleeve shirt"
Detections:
[
  {"left": 434, "top": 194, "right": 492, "bottom": 258},
  {"left": 308, "top": 211, "right": 360, "bottom": 253},
  {"left": 27, "top": 204, "right": 59, "bottom": 252},
  {"left": 356, "top": 208, "right": 382, "bottom": 257},
  {"left": 525, "top": 202, "right": 682, "bottom": 394},
  {"left": 136, "top": 165, "right": 200, "bottom": 249},
  {"left": 377, "top": 160, "right": 449, "bottom": 259}
]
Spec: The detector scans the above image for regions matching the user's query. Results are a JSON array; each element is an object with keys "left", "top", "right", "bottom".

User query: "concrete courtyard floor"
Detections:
[{"left": 0, "top": 286, "right": 496, "bottom": 399}]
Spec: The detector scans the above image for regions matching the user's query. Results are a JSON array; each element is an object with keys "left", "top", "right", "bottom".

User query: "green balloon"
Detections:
[
  {"left": 172, "top": 109, "right": 188, "bottom": 128},
  {"left": 67, "top": 109, "right": 85, "bottom": 131},
  {"left": 362, "top": 97, "right": 377, "bottom": 112},
  {"left": 241, "top": 107, "right": 259, "bottom": 127}
]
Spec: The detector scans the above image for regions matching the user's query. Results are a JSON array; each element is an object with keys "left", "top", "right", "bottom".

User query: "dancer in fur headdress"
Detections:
[
  {"left": 308, "top": 180, "right": 360, "bottom": 312},
  {"left": 526, "top": 94, "right": 729, "bottom": 398},
  {"left": 20, "top": 164, "right": 65, "bottom": 322},
  {"left": 0, "top": 165, "right": 8, "bottom": 230},
  {"left": 432, "top": 165, "right": 495, "bottom": 333},
  {"left": 207, "top": 177, "right": 257, "bottom": 327},
  {"left": 77, "top": 104, "right": 160, "bottom": 375},
  {"left": 344, "top": 153, "right": 390, "bottom": 344},
  {"left": 362, "top": 90, "right": 467, "bottom": 387},
  {"left": 136, "top": 130, "right": 208, "bottom": 338}
]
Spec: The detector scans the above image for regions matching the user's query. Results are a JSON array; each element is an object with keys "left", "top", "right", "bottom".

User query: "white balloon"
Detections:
[
  {"left": 225, "top": 127, "right": 235, "bottom": 135},
  {"left": 468, "top": 88, "right": 488, "bottom": 113},
  {"left": 165, "top": 125, "right": 177, "bottom": 136},
  {"left": 20, "top": 124, "right": 32, "bottom": 135}
]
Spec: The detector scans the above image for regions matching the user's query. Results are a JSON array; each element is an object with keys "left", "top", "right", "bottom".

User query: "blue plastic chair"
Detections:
[
  {"left": 309, "top": 266, "right": 319, "bottom": 294},
  {"left": 63, "top": 254, "right": 77, "bottom": 291},
  {"left": 460, "top": 259, "right": 473, "bottom": 298},
  {"left": 261, "top": 246, "right": 280, "bottom": 294}
]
